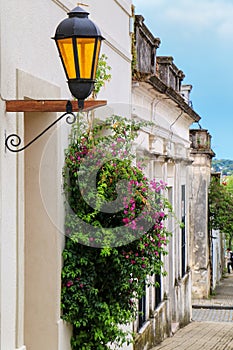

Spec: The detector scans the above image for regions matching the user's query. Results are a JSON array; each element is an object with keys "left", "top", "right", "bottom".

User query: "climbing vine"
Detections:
[
  {"left": 131, "top": 4, "right": 137, "bottom": 74},
  {"left": 92, "top": 53, "right": 111, "bottom": 98},
  {"left": 61, "top": 114, "right": 172, "bottom": 349}
]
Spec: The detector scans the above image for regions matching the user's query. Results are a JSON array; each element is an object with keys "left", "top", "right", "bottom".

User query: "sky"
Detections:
[{"left": 133, "top": 0, "right": 233, "bottom": 159}]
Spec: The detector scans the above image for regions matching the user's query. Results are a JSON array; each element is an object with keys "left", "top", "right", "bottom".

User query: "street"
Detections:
[{"left": 151, "top": 274, "right": 233, "bottom": 350}]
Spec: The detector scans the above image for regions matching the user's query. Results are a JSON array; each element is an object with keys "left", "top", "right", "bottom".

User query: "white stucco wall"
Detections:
[
  {"left": 0, "top": 0, "right": 132, "bottom": 349},
  {"left": 89, "top": 0, "right": 132, "bottom": 103},
  {"left": 0, "top": 0, "right": 132, "bottom": 102},
  {"left": 211, "top": 229, "right": 223, "bottom": 290}
]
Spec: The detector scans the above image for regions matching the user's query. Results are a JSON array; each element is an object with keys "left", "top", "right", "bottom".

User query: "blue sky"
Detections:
[{"left": 133, "top": 0, "right": 233, "bottom": 159}]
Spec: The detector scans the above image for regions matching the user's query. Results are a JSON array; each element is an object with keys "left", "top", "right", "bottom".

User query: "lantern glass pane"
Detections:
[
  {"left": 77, "top": 38, "right": 95, "bottom": 79},
  {"left": 57, "top": 38, "right": 76, "bottom": 79},
  {"left": 93, "top": 40, "right": 101, "bottom": 78}
]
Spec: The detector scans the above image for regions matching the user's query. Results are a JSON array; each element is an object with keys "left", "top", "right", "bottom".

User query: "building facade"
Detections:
[
  {"left": 131, "top": 14, "right": 200, "bottom": 349},
  {"left": 0, "top": 1, "right": 219, "bottom": 350},
  {"left": 0, "top": 1, "right": 132, "bottom": 349}
]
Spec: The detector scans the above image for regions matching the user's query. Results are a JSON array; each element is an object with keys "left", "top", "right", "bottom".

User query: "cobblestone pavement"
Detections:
[
  {"left": 151, "top": 274, "right": 233, "bottom": 350},
  {"left": 151, "top": 322, "right": 233, "bottom": 350},
  {"left": 192, "top": 308, "right": 233, "bottom": 322}
]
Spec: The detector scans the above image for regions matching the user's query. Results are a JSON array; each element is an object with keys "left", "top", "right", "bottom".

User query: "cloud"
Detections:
[
  {"left": 134, "top": 0, "right": 233, "bottom": 39},
  {"left": 217, "top": 20, "right": 233, "bottom": 40}
]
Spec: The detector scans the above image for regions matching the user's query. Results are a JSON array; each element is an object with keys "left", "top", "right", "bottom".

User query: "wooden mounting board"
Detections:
[{"left": 5, "top": 99, "right": 107, "bottom": 112}]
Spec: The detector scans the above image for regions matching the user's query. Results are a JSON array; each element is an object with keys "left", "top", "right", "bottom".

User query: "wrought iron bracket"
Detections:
[
  {"left": 4, "top": 99, "right": 107, "bottom": 153},
  {"left": 5, "top": 101, "right": 76, "bottom": 153}
]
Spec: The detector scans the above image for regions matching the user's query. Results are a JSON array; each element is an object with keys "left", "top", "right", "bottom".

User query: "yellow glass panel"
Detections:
[
  {"left": 77, "top": 38, "right": 95, "bottom": 79},
  {"left": 57, "top": 38, "right": 76, "bottom": 79},
  {"left": 93, "top": 40, "right": 101, "bottom": 78}
]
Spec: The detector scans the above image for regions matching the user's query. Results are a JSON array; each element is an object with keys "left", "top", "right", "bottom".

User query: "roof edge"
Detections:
[{"left": 133, "top": 73, "right": 201, "bottom": 122}]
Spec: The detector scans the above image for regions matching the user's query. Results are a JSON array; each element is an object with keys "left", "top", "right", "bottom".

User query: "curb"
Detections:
[{"left": 192, "top": 304, "right": 233, "bottom": 310}]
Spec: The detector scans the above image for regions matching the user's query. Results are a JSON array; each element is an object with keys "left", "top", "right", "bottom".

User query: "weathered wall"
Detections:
[
  {"left": 190, "top": 129, "right": 215, "bottom": 299},
  {"left": 131, "top": 9, "right": 198, "bottom": 344},
  {"left": 134, "top": 15, "right": 160, "bottom": 75},
  {"left": 156, "top": 56, "right": 185, "bottom": 92},
  {"left": 134, "top": 301, "right": 170, "bottom": 350},
  {"left": 132, "top": 71, "right": 194, "bottom": 345},
  {"left": 133, "top": 272, "right": 192, "bottom": 350}
]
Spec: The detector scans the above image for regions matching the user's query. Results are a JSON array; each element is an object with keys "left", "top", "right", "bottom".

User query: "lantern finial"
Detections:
[{"left": 77, "top": 2, "right": 89, "bottom": 7}]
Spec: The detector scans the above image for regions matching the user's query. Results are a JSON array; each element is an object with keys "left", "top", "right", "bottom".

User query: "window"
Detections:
[
  {"left": 181, "top": 185, "right": 186, "bottom": 277},
  {"left": 138, "top": 282, "right": 146, "bottom": 329},
  {"left": 155, "top": 272, "right": 161, "bottom": 308}
]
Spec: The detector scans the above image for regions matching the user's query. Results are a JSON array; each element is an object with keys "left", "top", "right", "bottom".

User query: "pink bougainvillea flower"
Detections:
[
  {"left": 66, "top": 280, "right": 73, "bottom": 287},
  {"left": 129, "top": 220, "right": 137, "bottom": 230}
]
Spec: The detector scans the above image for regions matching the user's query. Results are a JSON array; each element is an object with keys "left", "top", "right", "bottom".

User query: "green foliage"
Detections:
[
  {"left": 93, "top": 54, "right": 111, "bottom": 98},
  {"left": 131, "top": 5, "right": 137, "bottom": 73},
  {"left": 223, "top": 175, "right": 233, "bottom": 193},
  {"left": 209, "top": 176, "right": 233, "bottom": 245},
  {"left": 61, "top": 115, "right": 172, "bottom": 349}
]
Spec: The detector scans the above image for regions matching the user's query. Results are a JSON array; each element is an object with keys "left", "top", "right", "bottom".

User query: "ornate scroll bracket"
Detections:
[
  {"left": 4, "top": 99, "right": 107, "bottom": 153},
  {"left": 5, "top": 101, "right": 76, "bottom": 153}
]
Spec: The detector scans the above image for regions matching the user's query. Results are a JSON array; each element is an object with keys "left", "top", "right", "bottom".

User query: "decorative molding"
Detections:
[
  {"left": 51, "top": 0, "right": 73, "bottom": 12},
  {"left": 103, "top": 34, "right": 131, "bottom": 63},
  {"left": 114, "top": 0, "right": 132, "bottom": 16}
]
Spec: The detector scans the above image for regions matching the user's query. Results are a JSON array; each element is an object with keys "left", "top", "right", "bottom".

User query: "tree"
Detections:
[{"left": 209, "top": 175, "right": 233, "bottom": 247}]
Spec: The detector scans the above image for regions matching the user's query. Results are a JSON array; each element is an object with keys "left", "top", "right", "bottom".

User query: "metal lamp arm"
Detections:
[{"left": 5, "top": 101, "right": 76, "bottom": 153}]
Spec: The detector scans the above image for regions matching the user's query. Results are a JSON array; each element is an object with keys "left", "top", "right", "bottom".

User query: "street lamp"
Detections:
[
  {"left": 4, "top": 6, "right": 107, "bottom": 153},
  {"left": 53, "top": 6, "right": 104, "bottom": 109}
]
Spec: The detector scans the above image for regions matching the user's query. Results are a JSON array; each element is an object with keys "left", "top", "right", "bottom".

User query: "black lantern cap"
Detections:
[{"left": 54, "top": 6, "right": 103, "bottom": 39}]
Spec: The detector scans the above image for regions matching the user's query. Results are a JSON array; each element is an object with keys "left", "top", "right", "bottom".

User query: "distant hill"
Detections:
[{"left": 212, "top": 159, "right": 233, "bottom": 175}]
